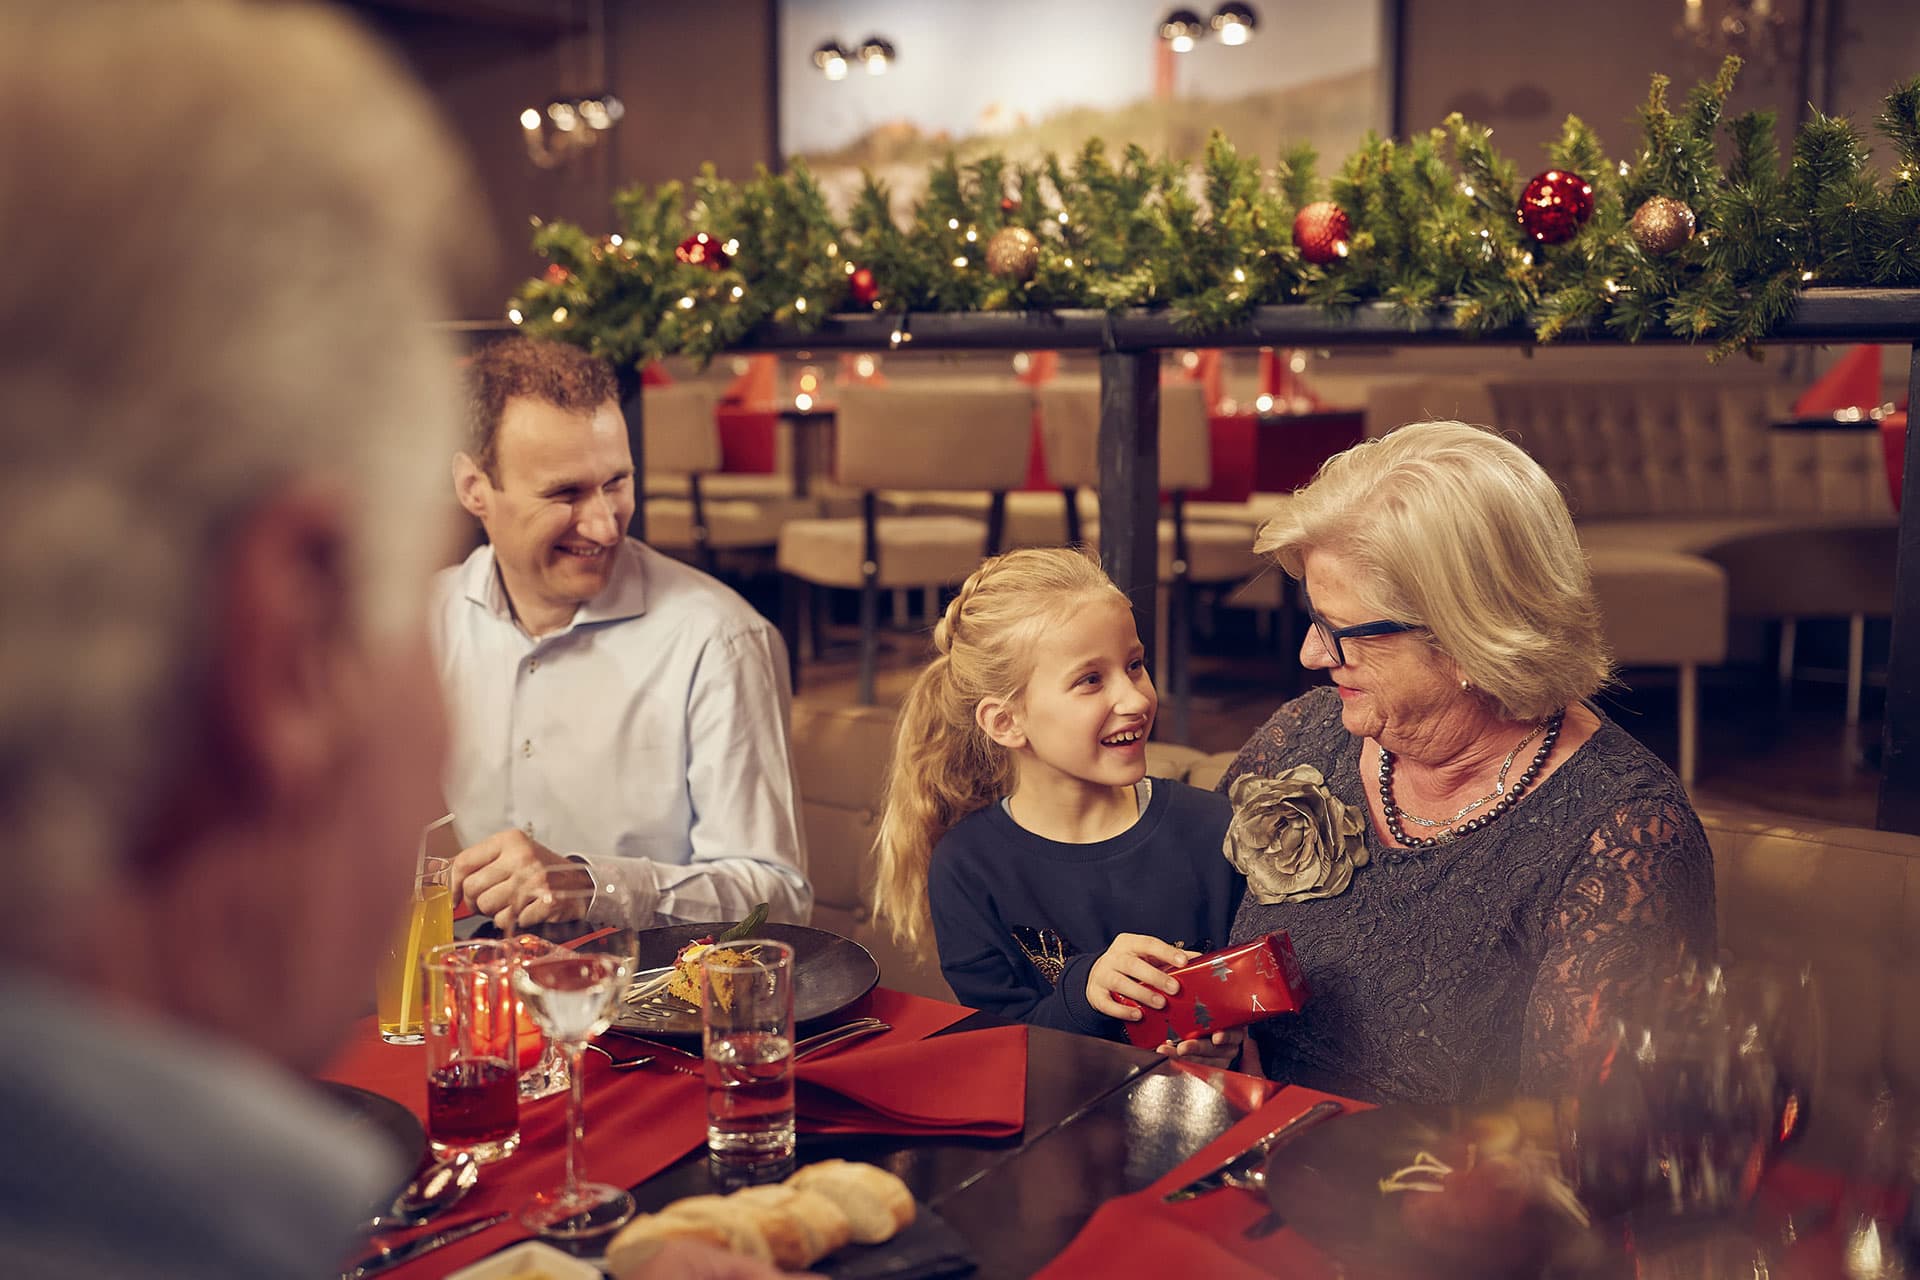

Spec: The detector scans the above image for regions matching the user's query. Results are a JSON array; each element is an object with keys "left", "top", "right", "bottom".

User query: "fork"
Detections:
[{"left": 590, "top": 1017, "right": 891, "bottom": 1076}]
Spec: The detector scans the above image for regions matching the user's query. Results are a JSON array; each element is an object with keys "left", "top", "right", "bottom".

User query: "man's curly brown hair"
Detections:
[{"left": 464, "top": 337, "right": 618, "bottom": 479}]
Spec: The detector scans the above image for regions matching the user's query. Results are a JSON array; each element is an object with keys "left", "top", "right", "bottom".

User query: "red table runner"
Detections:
[
  {"left": 318, "top": 986, "right": 974, "bottom": 1277},
  {"left": 1036, "top": 1085, "right": 1355, "bottom": 1280}
]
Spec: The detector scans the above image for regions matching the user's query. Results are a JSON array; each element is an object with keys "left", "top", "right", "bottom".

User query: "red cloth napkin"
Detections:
[
  {"left": 1795, "top": 344, "right": 1882, "bottom": 416},
  {"left": 797, "top": 1024, "right": 1026, "bottom": 1137},
  {"left": 1034, "top": 1086, "right": 1357, "bottom": 1280},
  {"left": 316, "top": 987, "right": 974, "bottom": 1278}
]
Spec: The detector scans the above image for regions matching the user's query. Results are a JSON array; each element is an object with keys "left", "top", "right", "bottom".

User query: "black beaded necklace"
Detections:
[{"left": 1377, "top": 710, "right": 1565, "bottom": 849}]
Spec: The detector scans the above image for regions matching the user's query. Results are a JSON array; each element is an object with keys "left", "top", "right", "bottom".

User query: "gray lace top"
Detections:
[{"left": 1223, "top": 687, "right": 1716, "bottom": 1105}]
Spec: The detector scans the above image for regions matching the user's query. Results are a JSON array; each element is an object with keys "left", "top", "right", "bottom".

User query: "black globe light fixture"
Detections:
[
  {"left": 857, "top": 36, "right": 896, "bottom": 75},
  {"left": 1211, "top": 2, "right": 1259, "bottom": 44},
  {"left": 812, "top": 40, "right": 849, "bottom": 81},
  {"left": 1159, "top": 8, "right": 1208, "bottom": 51}
]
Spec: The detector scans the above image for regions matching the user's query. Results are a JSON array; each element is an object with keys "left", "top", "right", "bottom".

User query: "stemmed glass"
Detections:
[{"left": 509, "top": 866, "right": 636, "bottom": 1238}]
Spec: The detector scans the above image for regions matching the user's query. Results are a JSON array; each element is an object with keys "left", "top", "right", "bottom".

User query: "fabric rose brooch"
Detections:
[{"left": 1223, "top": 766, "right": 1368, "bottom": 904}]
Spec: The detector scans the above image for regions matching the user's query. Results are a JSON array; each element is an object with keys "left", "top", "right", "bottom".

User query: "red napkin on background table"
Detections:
[
  {"left": 797, "top": 1024, "right": 1026, "bottom": 1137},
  {"left": 1794, "top": 344, "right": 1882, "bottom": 416},
  {"left": 1034, "top": 1086, "right": 1356, "bottom": 1280}
]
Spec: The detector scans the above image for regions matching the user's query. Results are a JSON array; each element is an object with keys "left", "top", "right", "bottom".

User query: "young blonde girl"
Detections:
[{"left": 873, "top": 548, "right": 1244, "bottom": 1062}]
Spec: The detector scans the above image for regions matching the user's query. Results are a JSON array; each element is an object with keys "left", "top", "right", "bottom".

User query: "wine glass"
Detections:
[{"left": 509, "top": 867, "right": 636, "bottom": 1239}]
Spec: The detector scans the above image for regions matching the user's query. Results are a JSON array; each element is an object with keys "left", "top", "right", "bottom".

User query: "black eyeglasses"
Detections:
[{"left": 1301, "top": 591, "right": 1419, "bottom": 666}]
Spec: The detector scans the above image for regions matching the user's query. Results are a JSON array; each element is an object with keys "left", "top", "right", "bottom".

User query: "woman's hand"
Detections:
[
  {"left": 1086, "top": 933, "right": 1192, "bottom": 1020},
  {"left": 1157, "top": 1026, "right": 1246, "bottom": 1069}
]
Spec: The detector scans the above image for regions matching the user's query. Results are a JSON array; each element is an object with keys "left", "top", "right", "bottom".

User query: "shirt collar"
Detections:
[{"left": 460, "top": 539, "right": 650, "bottom": 635}]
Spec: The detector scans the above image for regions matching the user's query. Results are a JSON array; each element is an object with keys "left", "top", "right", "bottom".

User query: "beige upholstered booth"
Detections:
[
  {"left": 775, "top": 383, "right": 1034, "bottom": 704},
  {"left": 637, "top": 384, "right": 816, "bottom": 573},
  {"left": 1367, "top": 377, "right": 1898, "bottom": 732},
  {"left": 1038, "top": 378, "right": 1267, "bottom": 743}
]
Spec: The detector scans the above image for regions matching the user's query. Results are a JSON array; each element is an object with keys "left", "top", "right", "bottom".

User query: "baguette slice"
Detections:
[
  {"left": 605, "top": 1212, "right": 733, "bottom": 1278},
  {"left": 787, "top": 1159, "right": 916, "bottom": 1244}
]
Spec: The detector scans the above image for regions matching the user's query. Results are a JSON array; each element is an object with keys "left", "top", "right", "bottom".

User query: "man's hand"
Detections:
[
  {"left": 1155, "top": 1026, "right": 1246, "bottom": 1069},
  {"left": 449, "top": 828, "right": 589, "bottom": 931},
  {"left": 1085, "top": 933, "right": 1192, "bottom": 1021}
]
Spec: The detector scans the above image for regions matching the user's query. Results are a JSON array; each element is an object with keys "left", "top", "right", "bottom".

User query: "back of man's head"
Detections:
[{"left": 0, "top": 3, "right": 475, "bottom": 947}]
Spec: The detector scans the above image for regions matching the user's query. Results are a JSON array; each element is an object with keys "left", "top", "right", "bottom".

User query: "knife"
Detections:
[
  {"left": 1163, "top": 1099, "right": 1344, "bottom": 1203},
  {"left": 338, "top": 1210, "right": 511, "bottom": 1279}
]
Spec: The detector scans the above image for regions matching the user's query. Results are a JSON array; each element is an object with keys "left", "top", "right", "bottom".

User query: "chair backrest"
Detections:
[
  {"left": 833, "top": 383, "right": 1033, "bottom": 493},
  {"left": 1037, "top": 378, "right": 1213, "bottom": 492},
  {"left": 641, "top": 384, "right": 722, "bottom": 477}
]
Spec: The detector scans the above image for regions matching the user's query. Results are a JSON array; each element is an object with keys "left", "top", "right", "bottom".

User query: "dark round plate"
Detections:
[
  {"left": 314, "top": 1080, "right": 427, "bottom": 1209},
  {"left": 1263, "top": 1101, "right": 1607, "bottom": 1280},
  {"left": 610, "top": 922, "right": 880, "bottom": 1039}
]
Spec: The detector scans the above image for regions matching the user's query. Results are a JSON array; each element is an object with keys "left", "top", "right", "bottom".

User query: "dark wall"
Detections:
[
  {"left": 342, "top": 0, "right": 1915, "bottom": 320},
  {"left": 345, "top": 0, "right": 776, "bottom": 318}
]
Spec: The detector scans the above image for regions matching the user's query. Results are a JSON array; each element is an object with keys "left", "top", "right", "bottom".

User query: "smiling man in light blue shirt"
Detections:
[{"left": 433, "top": 338, "right": 810, "bottom": 930}]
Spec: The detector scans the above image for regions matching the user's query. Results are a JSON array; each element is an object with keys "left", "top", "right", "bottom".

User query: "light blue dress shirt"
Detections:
[{"left": 429, "top": 538, "right": 811, "bottom": 927}]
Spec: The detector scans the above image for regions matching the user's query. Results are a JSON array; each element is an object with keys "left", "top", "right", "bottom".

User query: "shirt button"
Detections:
[
  {"left": 522, "top": 739, "right": 533, "bottom": 758},
  {"left": 523, "top": 821, "right": 536, "bottom": 836},
  {"left": 527, "top": 657, "right": 540, "bottom": 672}
]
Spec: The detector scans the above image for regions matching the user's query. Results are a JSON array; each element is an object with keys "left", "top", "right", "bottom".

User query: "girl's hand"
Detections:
[
  {"left": 1086, "top": 933, "right": 1192, "bottom": 1020},
  {"left": 1156, "top": 1026, "right": 1246, "bottom": 1069}
]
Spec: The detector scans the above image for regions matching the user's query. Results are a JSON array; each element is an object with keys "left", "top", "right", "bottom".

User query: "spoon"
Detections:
[{"left": 362, "top": 1150, "right": 479, "bottom": 1233}]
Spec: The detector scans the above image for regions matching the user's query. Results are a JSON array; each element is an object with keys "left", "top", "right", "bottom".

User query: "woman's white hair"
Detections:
[
  {"left": 0, "top": 2, "right": 478, "bottom": 898},
  {"left": 1255, "top": 420, "right": 1612, "bottom": 721}
]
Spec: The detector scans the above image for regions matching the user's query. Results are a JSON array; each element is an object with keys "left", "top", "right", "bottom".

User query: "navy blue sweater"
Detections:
[{"left": 927, "top": 778, "right": 1243, "bottom": 1039}]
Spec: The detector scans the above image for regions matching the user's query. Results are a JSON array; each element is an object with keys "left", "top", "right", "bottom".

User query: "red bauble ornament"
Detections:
[
  {"left": 543, "top": 263, "right": 572, "bottom": 285},
  {"left": 1516, "top": 170, "right": 1595, "bottom": 245},
  {"left": 848, "top": 266, "right": 880, "bottom": 307},
  {"left": 675, "top": 232, "right": 731, "bottom": 270},
  {"left": 1292, "top": 201, "right": 1352, "bottom": 266}
]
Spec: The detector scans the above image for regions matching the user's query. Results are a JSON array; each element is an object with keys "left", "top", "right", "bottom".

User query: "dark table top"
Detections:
[{"left": 623, "top": 1011, "right": 1253, "bottom": 1278}]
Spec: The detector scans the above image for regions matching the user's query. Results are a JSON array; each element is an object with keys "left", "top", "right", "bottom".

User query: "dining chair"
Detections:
[
  {"left": 639, "top": 384, "right": 817, "bottom": 575},
  {"left": 1038, "top": 378, "right": 1266, "bottom": 743},
  {"left": 775, "top": 383, "right": 1034, "bottom": 704}
]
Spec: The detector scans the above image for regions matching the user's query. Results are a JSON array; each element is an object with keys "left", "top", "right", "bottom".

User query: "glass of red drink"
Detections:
[{"left": 423, "top": 939, "right": 521, "bottom": 1163}]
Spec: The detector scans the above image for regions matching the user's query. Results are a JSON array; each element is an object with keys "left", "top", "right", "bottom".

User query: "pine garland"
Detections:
[{"left": 509, "top": 59, "right": 1920, "bottom": 367}]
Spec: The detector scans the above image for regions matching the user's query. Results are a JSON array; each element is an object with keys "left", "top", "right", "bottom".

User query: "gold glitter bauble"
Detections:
[
  {"left": 1630, "top": 196, "right": 1697, "bottom": 256},
  {"left": 985, "top": 226, "right": 1040, "bottom": 281}
]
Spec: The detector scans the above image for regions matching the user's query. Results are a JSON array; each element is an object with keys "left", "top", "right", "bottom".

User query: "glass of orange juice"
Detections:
[{"left": 376, "top": 855, "right": 453, "bottom": 1044}]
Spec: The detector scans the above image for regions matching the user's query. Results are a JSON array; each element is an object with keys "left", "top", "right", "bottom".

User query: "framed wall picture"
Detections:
[{"left": 778, "top": 0, "right": 1392, "bottom": 208}]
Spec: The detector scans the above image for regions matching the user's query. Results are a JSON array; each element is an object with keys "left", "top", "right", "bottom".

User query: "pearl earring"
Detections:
[{"left": 1459, "top": 678, "right": 1471, "bottom": 692}]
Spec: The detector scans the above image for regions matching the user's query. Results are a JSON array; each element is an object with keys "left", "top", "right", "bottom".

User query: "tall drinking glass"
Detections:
[
  {"left": 512, "top": 868, "right": 635, "bottom": 1238},
  {"left": 702, "top": 939, "right": 796, "bottom": 1173},
  {"left": 423, "top": 939, "right": 521, "bottom": 1162},
  {"left": 376, "top": 855, "right": 452, "bottom": 1044}
]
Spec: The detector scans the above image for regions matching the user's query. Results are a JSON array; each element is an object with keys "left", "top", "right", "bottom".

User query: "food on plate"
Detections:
[
  {"left": 788, "top": 1158, "right": 918, "bottom": 1243},
  {"left": 603, "top": 1160, "right": 912, "bottom": 1279},
  {"left": 663, "top": 939, "right": 755, "bottom": 1008}
]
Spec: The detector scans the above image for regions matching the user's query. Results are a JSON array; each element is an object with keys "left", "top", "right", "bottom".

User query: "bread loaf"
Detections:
[
  {"left": 604, "top": 1212, "right": 733, "bottom": 1278},
  {"left": 609, "top": 1159, "right": 911, "bottom": 1275},
  {"left": 650, "top": 1194, "right": 774, "bottom": 1263},
  {"left": 787, "top": 1159, "right": 916, "bottom": 1243},
  {"left": 732, "top": 1184, "right": 852, "bottom": 1264}
]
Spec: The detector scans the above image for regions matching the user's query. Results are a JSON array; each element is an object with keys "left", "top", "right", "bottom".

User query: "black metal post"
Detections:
[
  {"left": 1098, "top": 350, "right": 1160, "bottom": 684},
  {"left": 1879, "top": 343, "right": 1920, "bottom": 832},
  {"left": 617, "top": 366, "right": 647, "bottom": 546}
]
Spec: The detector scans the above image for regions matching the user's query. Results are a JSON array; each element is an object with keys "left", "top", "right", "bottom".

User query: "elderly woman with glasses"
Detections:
[{"left": 1220, "top": 420, "right": 1715, "bottom": 1105}]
